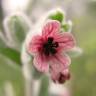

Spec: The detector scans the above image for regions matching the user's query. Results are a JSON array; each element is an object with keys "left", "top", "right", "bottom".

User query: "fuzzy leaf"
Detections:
[
  {"left": 0, "top": 55, "right": 24, "bottom": 96},
  {"left": 0, "top": 38, "right": 21, "bottom": 65},
  {"left": 9, "top": 16, "right": 28, "bottom": 44}
]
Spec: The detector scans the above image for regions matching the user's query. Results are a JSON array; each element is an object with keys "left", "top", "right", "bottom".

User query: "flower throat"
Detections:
[{"left": 43, "top": 37, "right": 59, "bottom": 56}]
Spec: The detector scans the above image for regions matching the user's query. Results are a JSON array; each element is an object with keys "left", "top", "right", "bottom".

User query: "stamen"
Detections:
[
  {"left": 48, "top": 37, "right": 53, "bottom": 43},
  {"left": 50, "top": 48, "right": 57, "bottom": 54}
]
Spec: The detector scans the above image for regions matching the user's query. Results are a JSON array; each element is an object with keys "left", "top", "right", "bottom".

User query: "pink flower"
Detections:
[
  {"left": 50, "top": 68, "right": 70, "bottom": 84},
  {"left": 27, "top": 20, "right": 75, "bottom": 82}
]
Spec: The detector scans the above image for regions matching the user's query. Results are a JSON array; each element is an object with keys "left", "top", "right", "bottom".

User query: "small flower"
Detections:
[
  {"left": 26, "top": 20, "right": 75, "bottom": 82},
  {"left": 50, "top": 68, "right": 70, "bottom": 84}
]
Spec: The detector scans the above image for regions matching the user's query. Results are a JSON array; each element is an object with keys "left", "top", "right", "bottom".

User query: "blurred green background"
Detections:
[{"left": 0, "top": 0, "right": 96, "bottom": 96}]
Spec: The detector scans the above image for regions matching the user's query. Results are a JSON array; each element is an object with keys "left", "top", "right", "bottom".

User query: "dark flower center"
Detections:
[{"left": 43, "top": 37, "right": 59, "bottom": 56}]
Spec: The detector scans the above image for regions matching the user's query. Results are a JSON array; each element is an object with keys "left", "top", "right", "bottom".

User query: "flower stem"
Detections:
[
  {"left": 22, "top": 45, "right": 34, "bottom": 96},
  {"left": 23, "top": 63, "right": 34, "bottom": 96},
  {"left": 25, "top": 78, "right": 33, "bottom": 96},
  {"left": 38, "top": 75, "right": 49, "bottom": 96}
]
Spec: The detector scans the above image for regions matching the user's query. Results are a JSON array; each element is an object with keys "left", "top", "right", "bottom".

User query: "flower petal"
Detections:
[
  {"left": 50, "top": 53, "right": 71, "bottom": 74},
  {"left": 42, "top": 20, "right": 60, "bottom": 37},
  {"left": 33, "top": 53, "right": 49, "bottom": 72},
  {"left": 27, "top": 35, "right": 44, "bottom": 54},
  {"left": 50, "top": 67, "right": 70, "bottom": 83},
  {"left": 55, "top": 33, "right": 76, "bottom": 51}
]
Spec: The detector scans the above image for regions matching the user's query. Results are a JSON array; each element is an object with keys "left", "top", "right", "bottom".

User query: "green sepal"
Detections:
[
  {"left": 48, "top": 10, "right": 64, "bottom": 23},
  {"left": 61, "top": 22, "right": 72, "bottom": 32}
]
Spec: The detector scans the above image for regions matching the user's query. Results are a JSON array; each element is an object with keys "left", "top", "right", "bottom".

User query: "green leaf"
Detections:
[
  {"left": 9, "top": 16, "right": 28, "bottom": 44},
  {"left": 49, "top": 11, "right": 64, "bottom": 23},
  {"left": 0, "top": 38, "right": 21, "bottom": 65},
  {"left": 0, "top": 47, "right": 21, "bottom": 65},
  {"left": 38, "top": 75, "right": 49, "bottom": 96},
  {"left": 0, "top": 55, "right": 24, "bottom": 96}
]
